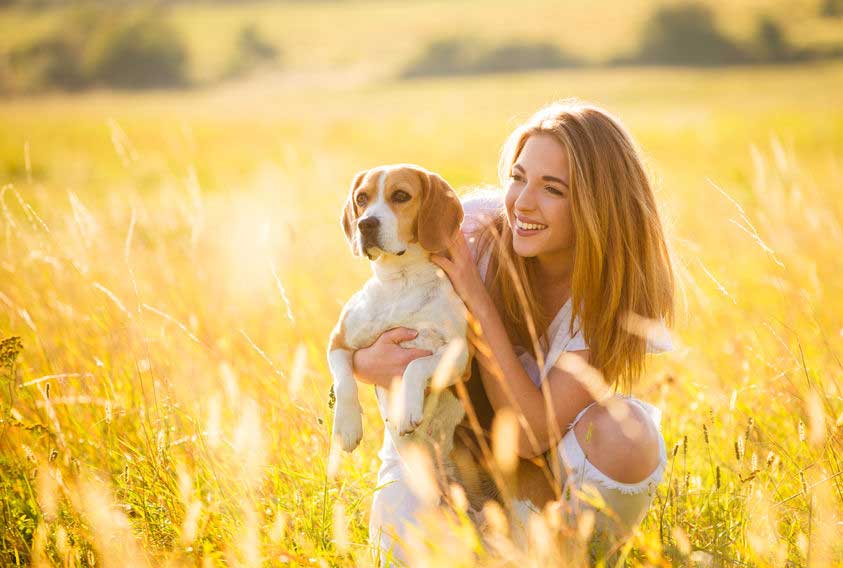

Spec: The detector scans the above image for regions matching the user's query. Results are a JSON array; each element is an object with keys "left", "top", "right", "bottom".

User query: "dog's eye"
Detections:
[
  {"left": 355, "top": 193, "right": 368, "bottom": 207},
  {"left": 392, "top": 190, "right": 411, "bottom": 203}
]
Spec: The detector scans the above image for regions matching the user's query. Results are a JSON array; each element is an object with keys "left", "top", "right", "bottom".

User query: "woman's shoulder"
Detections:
[
  {"left": 460, "top": 186, "right": 503, "bottom": 232},
  {"left": 543, "top": 304, "right": 674, "bottom": 373},
  {"left": 644, "top": 322, "right": 675, "bottom": 353},
  {"left": 458, "top": 187, "right": 502, "bottom": 283},
  {"left": 460, "top": 186, "right": 503, "bottom": 208}
]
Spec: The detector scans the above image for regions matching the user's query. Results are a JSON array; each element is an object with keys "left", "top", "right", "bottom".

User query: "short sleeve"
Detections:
[
  {"left": 542, "top": 306, "right": 673, "bottom": 383},
  {"left": 539, "top": 300, "right": 587, "bottom": 382},
  {"left": 563, "top": 329, "right": 588, "bottom": 352},
  {"left": 460, "top": 188, "right": 503, "bottom": 283},
  {"left": 461, "top": 187, "right": 502, "bottom": 234},
  {"left": 645, "top": 321, "right": 674, "bottom": 353}
]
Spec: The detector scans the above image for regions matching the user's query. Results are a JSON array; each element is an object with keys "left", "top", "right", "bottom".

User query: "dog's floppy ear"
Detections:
[
  {"left": 342, "top": 169, "right": 368, "bottom": 256},
  {"left": 416, "top": 170, "right": 463, "bottom": 253}
]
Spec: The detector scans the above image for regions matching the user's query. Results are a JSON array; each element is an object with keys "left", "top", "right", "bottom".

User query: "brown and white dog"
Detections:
[{"left": 327, "top": 164, "right": 471, "bottom": 466}]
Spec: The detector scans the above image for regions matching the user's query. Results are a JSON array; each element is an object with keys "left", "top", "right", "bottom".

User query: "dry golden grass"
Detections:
[{"left": 1, "top": 61, "right": 842, "bottom": 566}]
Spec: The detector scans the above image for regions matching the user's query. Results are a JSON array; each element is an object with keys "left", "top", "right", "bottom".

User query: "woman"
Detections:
[{"left": 353, "top": 99, "right": 675, "bottom": 563}]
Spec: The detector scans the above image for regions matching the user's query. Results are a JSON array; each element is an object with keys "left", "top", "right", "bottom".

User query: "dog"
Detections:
[{"left": 327, "top": 164, "right": 472, "bottom": 480}]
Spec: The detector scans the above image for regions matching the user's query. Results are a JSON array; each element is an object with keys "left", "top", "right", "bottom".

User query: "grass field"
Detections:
[{"left": 1, "top": 1, "right": 843, "bottom": 566}]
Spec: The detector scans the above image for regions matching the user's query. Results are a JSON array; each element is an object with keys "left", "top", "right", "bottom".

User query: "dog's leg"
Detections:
[
  {"left": 396, "top": 352, "right": 442, "bottom": 436},
  {"left": 442, "top": 338, "right": 470, "bottom": 388},
  {"left": 329, "top": 348, "right": 363, "bottom": 452},
  {"left": 396, "top": 338, "right": 470, "bottom": 436}
]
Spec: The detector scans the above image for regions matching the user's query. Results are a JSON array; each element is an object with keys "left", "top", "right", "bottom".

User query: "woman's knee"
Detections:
[{"left": 572, "top": 399, "right": 662, "bottom": 485}]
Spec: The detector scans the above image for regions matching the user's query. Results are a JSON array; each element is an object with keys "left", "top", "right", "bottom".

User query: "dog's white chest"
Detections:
[{"left": 343, "top": 274, "right": 465, "bottom": 350}]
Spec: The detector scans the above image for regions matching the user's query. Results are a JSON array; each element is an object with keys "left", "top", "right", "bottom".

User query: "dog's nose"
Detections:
[{"left": 358, "top": 217, "right": 380, "bottom": 233}]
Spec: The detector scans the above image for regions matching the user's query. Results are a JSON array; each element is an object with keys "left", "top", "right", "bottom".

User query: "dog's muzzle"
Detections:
[{"left": 358, "top": 216, "right": 381, "bottom": 252}]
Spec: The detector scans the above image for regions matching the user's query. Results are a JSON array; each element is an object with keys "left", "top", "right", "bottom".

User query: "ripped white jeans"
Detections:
[{"left": 368, "top": 394, "right": 668, "bottom": 565}]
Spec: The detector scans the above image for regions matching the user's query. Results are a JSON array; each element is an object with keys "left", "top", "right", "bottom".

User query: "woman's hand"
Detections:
[
  {"left": 352, "top": 328, "right": 433, "bottom": 390},
  {"left": 430, "top": 231, "right": 490, "bottom": 313}
]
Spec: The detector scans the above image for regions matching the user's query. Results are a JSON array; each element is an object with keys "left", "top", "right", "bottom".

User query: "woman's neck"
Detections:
[
  {"left": 535, "top": 251, "right": 573, "bottom": 292},
  {"left": 532, "top": 251, "right": 574, "bottom": 320}
]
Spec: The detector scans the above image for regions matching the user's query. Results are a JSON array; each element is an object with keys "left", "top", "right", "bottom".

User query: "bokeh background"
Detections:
[{"left": 1, "top": 0, "right": 842, "bottom": 566}]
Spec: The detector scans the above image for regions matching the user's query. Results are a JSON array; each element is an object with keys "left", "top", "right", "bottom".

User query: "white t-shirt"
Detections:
[{"left": 460, "top": 189, "right": 673, "bottom": 388}]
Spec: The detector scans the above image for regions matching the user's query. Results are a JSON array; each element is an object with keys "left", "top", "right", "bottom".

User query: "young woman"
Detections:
[{"left": 352, "top": 99, "right": 676, "bottom": 563}]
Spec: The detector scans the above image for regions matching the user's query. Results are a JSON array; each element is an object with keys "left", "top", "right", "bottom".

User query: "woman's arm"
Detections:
[{"left": 431, "top": 233, "right": 606, "bottom": 459}]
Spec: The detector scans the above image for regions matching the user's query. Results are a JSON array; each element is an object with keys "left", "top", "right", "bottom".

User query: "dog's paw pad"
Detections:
[
  {"left": 333, "top": 407, "right": 363, "bottom": 452},
  {"left": 339, "top": 431, "right": 362, "bottom": 452},
  {"left": 398, "top": 417, "right": 423, "bottom": 437}
]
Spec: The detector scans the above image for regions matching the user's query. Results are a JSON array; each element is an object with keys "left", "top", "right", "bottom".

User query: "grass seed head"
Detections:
[
  {"left": 735, "top": 436, "right": 745, "bottom": 461},
  {"left": 0, "top": 336, "right": 23, "bottom": 370}
]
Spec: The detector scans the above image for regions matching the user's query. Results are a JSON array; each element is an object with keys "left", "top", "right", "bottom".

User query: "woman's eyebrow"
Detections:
[
  {"left": 543, "top": 175, "right": 569, "bottom": 188},
  {"left": 513, "top": 163, "right": 569, "bottom": 188}
]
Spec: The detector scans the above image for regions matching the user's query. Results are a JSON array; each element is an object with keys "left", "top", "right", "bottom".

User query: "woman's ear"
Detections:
[
  {"left": 416, "top": 170, "right": 464, "bottom": 253},
  {"left": 342, "top": 169, "right": 368, "bottom": 256}
]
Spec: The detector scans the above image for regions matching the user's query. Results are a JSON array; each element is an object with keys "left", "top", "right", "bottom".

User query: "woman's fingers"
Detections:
[
  {"left": 381, "top": 327, "right": 419, "bottom": 344},
  {"left": 403, "top": 348, "right": 434, "bottom": 361},
  {"left": 430, "top": 254, "right": 455, "bottom": 275},
  {"left": 453, "top": 231, "right": 470, "bottom": 253}
]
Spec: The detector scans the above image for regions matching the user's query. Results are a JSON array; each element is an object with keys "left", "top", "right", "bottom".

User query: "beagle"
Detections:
[{"left": 327, "top": 164, "right": 471, "bottom": 465}]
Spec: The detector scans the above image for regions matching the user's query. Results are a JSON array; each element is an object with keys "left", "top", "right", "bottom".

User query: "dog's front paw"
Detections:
[
  {"left": 398, "top": 391, "right": 424, "bottom": 436},
  {"left": 333, "top": 403, "right": 363, "bottom": 452}
]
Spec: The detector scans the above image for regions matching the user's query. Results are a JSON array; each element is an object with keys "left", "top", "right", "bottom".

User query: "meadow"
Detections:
[{"left": 2, "top": 1, "right": 843, "bottom": 566}]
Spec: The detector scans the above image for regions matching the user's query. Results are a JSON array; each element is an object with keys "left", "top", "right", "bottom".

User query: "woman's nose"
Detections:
[{"left": 514, "top": 184, "right": 537, "bottom": 211}]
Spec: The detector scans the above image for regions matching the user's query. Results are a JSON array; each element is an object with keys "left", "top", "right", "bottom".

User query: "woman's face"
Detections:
[{"left": 504, "top": 134, "right": 575, "bottom": 264}]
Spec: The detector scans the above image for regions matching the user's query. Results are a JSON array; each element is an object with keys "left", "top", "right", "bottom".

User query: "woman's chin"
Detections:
[{"left": 512, "top": 241, "right": 540, "bottom": 258}]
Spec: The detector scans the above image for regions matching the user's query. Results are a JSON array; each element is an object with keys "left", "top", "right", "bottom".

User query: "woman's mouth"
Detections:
[{"left": 515, "top": 217, "right": 548, "bottom": 236}]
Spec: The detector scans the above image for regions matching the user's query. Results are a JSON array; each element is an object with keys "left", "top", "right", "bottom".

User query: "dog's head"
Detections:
[{"left": 341, "top": 164, "right": 463, "bottom": 259}]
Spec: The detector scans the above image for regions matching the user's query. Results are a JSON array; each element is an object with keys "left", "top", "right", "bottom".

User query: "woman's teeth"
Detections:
[{"left": 516, "top": 218, "right": 548, "bottom": 231}]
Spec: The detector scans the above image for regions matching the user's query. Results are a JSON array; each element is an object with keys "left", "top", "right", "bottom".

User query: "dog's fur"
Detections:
[{"left": 328, "top": 164, "right": 471, "bottom": 483}]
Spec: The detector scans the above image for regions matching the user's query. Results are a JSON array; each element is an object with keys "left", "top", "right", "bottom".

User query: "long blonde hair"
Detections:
[{"left": 476, "top": 99, "right": 675, "bottom": 392}]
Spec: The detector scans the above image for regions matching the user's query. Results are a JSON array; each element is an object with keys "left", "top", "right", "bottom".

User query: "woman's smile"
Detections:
[{"left": 514, "top": 215, "right": 549, "bottom": 235}]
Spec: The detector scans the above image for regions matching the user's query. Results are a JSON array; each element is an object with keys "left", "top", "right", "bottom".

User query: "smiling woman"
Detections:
[
  {"left": 473, "top": 100, "right": 676, "bottom": 390},
  {"left": 354, "top": 99, "right": 676, "bottom": 564}
]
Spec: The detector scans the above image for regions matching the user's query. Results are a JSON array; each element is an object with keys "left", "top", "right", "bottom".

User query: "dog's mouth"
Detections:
[
  {"left": 361, "top": 234, "right": 406, "bottom": 259},
  {"left": 364, "top": 245, "right": 407, "bottom": 260}
]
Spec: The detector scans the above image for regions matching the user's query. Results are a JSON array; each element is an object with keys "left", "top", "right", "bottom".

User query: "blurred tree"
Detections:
[
  {"left": 401, "top": 37, "right": 579, "bottom": 78},
  {"left": 619, "top": 2, "right": 748, "bottom": 66},
  {"left": 5, "top": 7, "right": 190, "bottom": 91},
  {"left": 223, "top": 23, "right": 280, "bottom": 79},
  {"left": 6, "top": 8, "right": 98, "bottom": 91},
  {"left": 820, "top": 0, "right": 843, "bottom": 17},
  {"left": 84, "top": 10, "right": 190, "bottom": 88},
  {"left": 473, "top": 42, "right": 580, "bottom": 73},
  {"left": 401, "top": 38, "right": 469, "bottom": 78},
  {"left": 755, "top": 16, "right": 793, "bottom": 61},
  {"left": 8, "top": 36, "right": 86, "bottom": 90}
]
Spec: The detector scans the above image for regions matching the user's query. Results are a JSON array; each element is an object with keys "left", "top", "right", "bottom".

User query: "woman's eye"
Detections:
[
  {"left": 392, "top": 190, "right": 411, "bottom": 203},
  {"left": 545, "top": 186, "right": 564, "bottom": 196},
  {"left": 510, "top": 173, "right": 525, "bottom": 183},
  {"left": 355, "top": 193, "right": 368, "bottom": 206}
]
